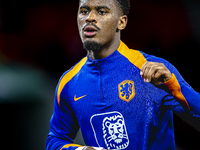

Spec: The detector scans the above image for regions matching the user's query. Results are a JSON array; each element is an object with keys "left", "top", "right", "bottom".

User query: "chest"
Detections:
[
  {"left": 60, "top": 65, "right": 165, "bottom": 149},
  {"left": 63, "top": 65, "right": 158, "bottom": 118}
]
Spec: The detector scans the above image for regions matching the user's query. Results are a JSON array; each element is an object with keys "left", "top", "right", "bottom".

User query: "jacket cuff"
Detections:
[
  {"left": 164, "top": 73, "right": 190, "bottom": 109},
  {"left": 60, "top": 144, "right": 82, "bottom": 150}
]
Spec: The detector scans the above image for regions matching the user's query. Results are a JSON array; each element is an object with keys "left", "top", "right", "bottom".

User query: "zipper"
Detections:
[
  {"left": 95, "top": 61, "right": 104, "bottom": 102},
  {"left": 99, "top": 66, "right": 104, "bottom": 101}
]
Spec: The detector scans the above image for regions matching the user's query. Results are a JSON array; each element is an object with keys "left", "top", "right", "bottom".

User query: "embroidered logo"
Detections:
[
  {"left": 118, "top": 80, "right": 135, "bottom": 102},
  {"left": 74, "top": 95, "right": 87, "bottom": 101},
  {"left": 90, "top": 111, "right": 129, "bottom": 150}
]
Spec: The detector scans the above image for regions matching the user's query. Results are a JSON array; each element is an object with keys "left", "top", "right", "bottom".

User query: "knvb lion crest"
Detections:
[
  {"left": 90, "top": 111, "right": 129, "bottom": 150},
  {"left": 118, "top": 80, "right": 135, "bottom": 102},
  {"left": 102, "top": 114, "right": 129, "bottom": 150}
]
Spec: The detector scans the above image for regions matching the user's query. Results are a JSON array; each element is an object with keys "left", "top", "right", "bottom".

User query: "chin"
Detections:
[{"left": 83, "top": 40, "right": 102, "bottom": 52}]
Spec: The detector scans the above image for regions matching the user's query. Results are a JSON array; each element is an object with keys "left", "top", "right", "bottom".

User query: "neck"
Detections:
[{"left": 87, "top": 38, "right": 121, "bottom": 60}]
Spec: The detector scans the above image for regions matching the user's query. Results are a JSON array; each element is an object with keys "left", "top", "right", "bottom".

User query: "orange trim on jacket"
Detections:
[
  {"left": 164, "top": 73, "right": 190, "bottom": 109},
  {"left": 118, "top": 41, "right": 147, "bottom": 69},
  {"left": 60, "top": 144, "right": 82, "bottom": 150},
  {"left": 57, "top": 57, "right": 87, "bottom": 106}
]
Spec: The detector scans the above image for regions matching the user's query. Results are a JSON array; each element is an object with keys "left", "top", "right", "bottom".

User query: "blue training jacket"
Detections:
[{"left": 46, "top": 41, "right": 200, "bottom": 150}]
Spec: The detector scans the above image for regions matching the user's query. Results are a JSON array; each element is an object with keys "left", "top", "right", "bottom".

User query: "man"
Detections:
[{"left": 46, "top": 0, "right": 200, "bottom": 150}]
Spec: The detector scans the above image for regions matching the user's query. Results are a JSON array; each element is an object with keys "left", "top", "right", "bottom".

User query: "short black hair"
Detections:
[
  {"left": 79, "top": 0, "right": 130, "bottom": 16},
  {"left": 115, "top": 0, "right": 130, "bottom": 15}
]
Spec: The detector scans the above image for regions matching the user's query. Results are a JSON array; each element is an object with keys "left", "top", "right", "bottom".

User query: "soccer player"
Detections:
[{"left": 46, "top": 0, "right": 200, "bottom": 150}]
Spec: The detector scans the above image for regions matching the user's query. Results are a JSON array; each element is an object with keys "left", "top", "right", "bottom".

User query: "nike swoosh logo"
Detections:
[{"left": 74, "top": 95, "right": 87, "bottom": 101}]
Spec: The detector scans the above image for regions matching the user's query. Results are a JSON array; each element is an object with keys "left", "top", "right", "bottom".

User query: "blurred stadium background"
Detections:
[{"left": 0, "top": 0, "right": 199, "bottom": 150}]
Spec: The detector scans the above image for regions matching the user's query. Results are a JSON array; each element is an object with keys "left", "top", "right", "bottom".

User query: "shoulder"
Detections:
[
  {"left": 140, "top": 51, "right": 170, "bottom": 64},
  {"left": 59, "top": 57, "right": 87, "bottom": 85},
  {"left": 119, "top": 41, "right": 180, "bottom": 77},
  {"left": 117, "top": 41, "right": 147, "bottom": 69},
  {"left": 140, "top": 51, "right": 178, "bottom": 73},
  {"left": 118, "top": 41, "right": 174, "bottom": 70},
  {"left": 56, "top": 57, "right": 87, "bottom": 106},
  {"left": 139, "top": 50, "right": 187, "bottom": 86}
]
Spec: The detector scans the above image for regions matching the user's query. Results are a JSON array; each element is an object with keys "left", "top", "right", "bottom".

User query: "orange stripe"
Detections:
[
  {"left": 57, "top": 57, "right": 87, "bottom": 106},
  {"left": 117, "top": 41, "right": 147, "bottom": 69},
  {"left": 164, "top": 73, "right": 190, "bottom": 109},
  {"left": 60, "top": 144, "right": 82, "bottom": 150}
]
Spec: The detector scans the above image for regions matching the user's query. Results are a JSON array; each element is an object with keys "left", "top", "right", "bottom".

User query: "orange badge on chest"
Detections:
[{"left": 118, "top": 80, "right": 135, "bottom": 102}]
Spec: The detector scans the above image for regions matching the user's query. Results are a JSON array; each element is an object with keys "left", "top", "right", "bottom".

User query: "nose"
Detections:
[{"left": 86, "top": 11, "right": 97, "bottom": 23}]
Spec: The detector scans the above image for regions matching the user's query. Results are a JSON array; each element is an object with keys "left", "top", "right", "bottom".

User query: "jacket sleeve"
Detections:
[
  {"left": 46, "top": 83, "right": 82, "bottom": 150},
  {"left": 164, "top": 72, "right": 200, "bottom": 130},
  {"left": 146, "top": 54, "right": 200, "bottom": 130},
  {"left": 164, "top": 73, "right": 200, "bottom": 115}
]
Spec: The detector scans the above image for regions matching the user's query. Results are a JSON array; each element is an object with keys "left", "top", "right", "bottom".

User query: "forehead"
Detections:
[{"left": 79, "top": 0, "right": 118, "bottom": 9}]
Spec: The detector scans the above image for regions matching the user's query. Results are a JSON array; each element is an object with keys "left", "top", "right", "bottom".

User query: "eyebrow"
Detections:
[
  {"left": 80, "top": 5, "right": 110, "bottom": 10},
  {"left": 96, "top": 6, "right": 110, "bottom": 10},
  {"left": 80, "top": 6, "right": 90, "bottom": 10}
]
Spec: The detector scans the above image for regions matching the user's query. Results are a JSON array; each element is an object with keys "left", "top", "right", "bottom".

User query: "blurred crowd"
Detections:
[{"left": 0, "top": 0, "right": 199, "bottom": 150}]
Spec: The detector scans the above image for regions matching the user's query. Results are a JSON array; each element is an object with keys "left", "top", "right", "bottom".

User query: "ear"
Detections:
[{"left": 118, "top": 15, "right": 128, "bottom": 31}]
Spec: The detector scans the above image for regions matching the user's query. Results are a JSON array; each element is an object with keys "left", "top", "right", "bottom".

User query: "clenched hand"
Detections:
[{"left": 140, "top": 62, "right": 172, "bottom": 86}]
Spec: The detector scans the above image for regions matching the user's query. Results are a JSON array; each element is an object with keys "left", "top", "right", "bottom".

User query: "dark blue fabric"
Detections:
[{"left": 46, "top": 45, "right": 200, "bottom": 150}]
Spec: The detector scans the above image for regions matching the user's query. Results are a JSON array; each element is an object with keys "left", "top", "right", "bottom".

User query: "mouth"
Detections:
[{"left": 83, "top": 26, "right": 98, "bottom": 37}]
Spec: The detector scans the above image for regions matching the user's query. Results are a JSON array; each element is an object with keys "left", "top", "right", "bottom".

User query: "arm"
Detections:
[
  {"left": 164, "top": 73, "right": 200, "bottom": 130},
  {"left": 46, "top": 84, "right": 82, "bottom": 150},
  {"left": 46, "top": 80, "right": 107, "bottom": 150},
  {"left": 164, "top": 73, "right": 200, "bottom": 114},
  {"left": 140, "top": 61, "right": 200, "bottom": 130}
]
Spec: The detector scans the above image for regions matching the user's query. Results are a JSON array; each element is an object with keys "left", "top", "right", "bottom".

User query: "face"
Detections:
[{"left": 77, "top": 0, "right": 126, "bottom": 49}]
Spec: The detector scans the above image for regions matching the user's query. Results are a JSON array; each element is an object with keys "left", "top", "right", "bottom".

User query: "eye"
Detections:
[
  {"left": 80, "top": 10, "right": 89, "bottom": 15},
  {"left": 98, "top": 10, "right": 107, "bottom": 15}
]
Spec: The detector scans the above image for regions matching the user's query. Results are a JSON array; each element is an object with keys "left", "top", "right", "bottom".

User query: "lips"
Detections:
[{"left": 83, "top": 26, "right": 98, "bottom": 37}]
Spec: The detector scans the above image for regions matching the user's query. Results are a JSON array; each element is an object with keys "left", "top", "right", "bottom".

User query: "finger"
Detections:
[
  {"left": 144, "top": 65, "right": 155, "bottom": 82},
  {"left": 140, "top": 61, "right": 148, "bottom": 76},
  {"left": 154, "top": 69, "right": 164, "bottom": 80},
  {"left": 140, "top": 62, "right": 155, "bottom": 75},
  {"left": 154, "top": 69, "right": 172, "bottom": 82},
  {"left": 141, "top": 62, "right": 151, "bottom": 82},
  {"left": 140, "top": 62, "right": 152, "bottom": 78},
  {"left": 143, "top": 63, "right": 160, "bottom": 82},
  {"left": 148, "top": 66, "right": 166, "bottom": 82}
]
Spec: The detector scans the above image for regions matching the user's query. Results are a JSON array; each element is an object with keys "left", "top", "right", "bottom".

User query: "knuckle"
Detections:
[{"left": 157, "top": 69, "right": 162, "bottom": 73}]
